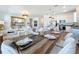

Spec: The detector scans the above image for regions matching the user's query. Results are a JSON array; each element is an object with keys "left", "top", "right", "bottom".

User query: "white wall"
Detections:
[
  {"left": 0, "top": 16, "right": 4, "bottom": 21},
  {"left": 42, "top": 13, "right": 74, "bottom": 27},
  {"left": 28, "top": 16, "right": 40, "bottom": 28},
  {"left": 76, "top": 6, "right": 79, "bottom": 26},
  {"left": 39, "top": 16, "right": 44, "bottom": 27},
  {"left": 43, "top": 15, "right": 51, "bottom": 27},
  {"left": 39, "top": 12, "right": 75, "bottom": 28},
  {"left": 54, "top": 12, "right": 75, "bottom": 25},
  {"left": 76, "top": 6, "right": 79, "bottom": 21},
  {"left": 73, "top": 12, "right": 77, "bottom": 22},
  {"left": 3, "top": 15, "right": 11, "bottom": 30},
  {"left": 24, "top": 17, "right": 30, "bottom": 27}
]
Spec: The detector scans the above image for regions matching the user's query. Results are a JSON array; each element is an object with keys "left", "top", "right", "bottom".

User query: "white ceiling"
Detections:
[{"left": 0, "top": 5, "right": 77, "bottom": 16}]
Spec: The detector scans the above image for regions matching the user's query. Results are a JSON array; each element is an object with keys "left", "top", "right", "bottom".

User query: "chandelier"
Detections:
[{"left": 20, "top": 10, "right": 30, "bottom": 16}]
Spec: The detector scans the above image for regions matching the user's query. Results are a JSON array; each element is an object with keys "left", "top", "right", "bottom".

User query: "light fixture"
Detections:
[
  {"left": 48, "top": 8, "right": 55, "bottom": 19},
  {"left": 49, "top": 16, "right": 54, "bottom": 19},
  {"left": 63, "top": 5, "right": 67, "bottom": 12},
  {"left": 20, "top": 10, "right": 30, "bottom": 16}
]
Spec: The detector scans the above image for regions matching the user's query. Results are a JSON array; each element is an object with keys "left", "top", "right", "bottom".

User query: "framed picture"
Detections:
[{"left": 34, "top": 20, "right": 37, "bottom": 27}]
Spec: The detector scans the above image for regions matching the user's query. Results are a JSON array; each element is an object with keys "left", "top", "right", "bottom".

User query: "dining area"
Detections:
[
  {"left": 0, "top": 5, "right": 78, "bottom": 54},
  {"left": 0, "top": 25, "right": 77, "bottom": 54}
]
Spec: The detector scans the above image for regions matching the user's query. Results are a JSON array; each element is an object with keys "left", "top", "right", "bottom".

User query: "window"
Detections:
[{"left": 73, "top": 12, "right": 77, "bottom": 22}]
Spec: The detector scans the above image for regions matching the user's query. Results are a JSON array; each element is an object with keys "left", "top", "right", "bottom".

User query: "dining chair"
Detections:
[
  {"left": 56, "top": 33, "right": 73, "bottom": 47},
  {"left": 50, "top": 37, "right": 76, "bottom": 54},
  {"left": 58, "top": 37, "right": 76, "bottom": 54},
  {"left": 71, "top": 29, "right": 79, "bottom": 43},
  {"left": 1, "top": 40, "right": 19, "bottom": 54},
  {"left": 64, "top": 33, "right": 73, "bottom": 39}
]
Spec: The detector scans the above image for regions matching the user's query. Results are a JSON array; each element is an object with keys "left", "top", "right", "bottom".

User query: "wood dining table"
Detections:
[
  {"left": 34, "top": 31, "right": 68, "bottom": 54},
  {"left": 21, "top": 31, "right": 68, "bottom": 54},
  {"left": 3, "top": 30, "right": 68, "bottom": 54},
  {"left": 34, "top": 34, "right": 60, "bottom": 54}
]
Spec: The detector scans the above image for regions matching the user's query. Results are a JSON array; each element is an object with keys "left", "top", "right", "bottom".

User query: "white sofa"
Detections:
[
  {"left": 1, "top": 40, "right": 18, "bottom": 54},
  {"left": 50, "top": 37, "right": 76, "bottom": 54},
  {"left": 4, "top": 28, "right": 17, "bottom": 35},
  {"left": 56, "top": 33, "right": 73, "bottom": 47},
  {"left": 58, "top": 37, "right": 76, "bottom": 54},
  {"left": 71, "top": 28, "right": 79, "bottom": 43}
]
